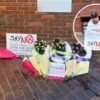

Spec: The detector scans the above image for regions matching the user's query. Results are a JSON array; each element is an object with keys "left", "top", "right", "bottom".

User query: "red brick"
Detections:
[
  {"left": 72, "top": 0, "right": 80, "bottom": 3},
  {"left": 18, "top": 6, "right": 29, "bottom": 10},
  {"left": 0, "top": 6, "right": 6, "bottom": 11},
  {"left": 29, "top": 22, "right": 43, "bottom": 27},
  {"left": 41, "top": 14, "right": 55, "bottom": 19},
  {"left": 6, "top": 6, "right": 17, "bottom": 10},
  {"left": 74, "top": 17, "right": 82, "bottom": 32},
  {"left": 0, "top": 0, "right": 4, "bottom": 2},
  {"left": 17, "top": 0, "right": 28, "bottom": 2},
  {"left": 5, "top": 0, "right": 16, "bottom": 2}
]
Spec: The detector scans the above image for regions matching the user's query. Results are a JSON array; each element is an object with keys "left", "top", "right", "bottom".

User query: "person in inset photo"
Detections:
[
  {"left": 85, "top": 11, "right": 100, "bottom": 36},
  {"left": 84, "top": 11, "right": 100, "bottom": 50}
]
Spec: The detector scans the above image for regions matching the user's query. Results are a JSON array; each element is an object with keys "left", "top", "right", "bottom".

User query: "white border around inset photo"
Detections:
[{"left": 73, "top": 3, "right": 100, "bottom": 51}]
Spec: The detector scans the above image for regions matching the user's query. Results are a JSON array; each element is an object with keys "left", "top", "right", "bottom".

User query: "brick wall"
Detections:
[
  {"left": 0, "top": 0, "right": 100, "bottom": 58},
  {"left": 74, "top": 17, "right": 82, "bottom": 32}
]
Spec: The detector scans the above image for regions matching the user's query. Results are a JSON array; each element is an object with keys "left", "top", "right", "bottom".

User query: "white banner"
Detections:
[
  {"left": 6, "top": 33, "right": 37, "bottom": 55},
  {"left": 37, "top": 0, "right": 72, "bottom": 12}
]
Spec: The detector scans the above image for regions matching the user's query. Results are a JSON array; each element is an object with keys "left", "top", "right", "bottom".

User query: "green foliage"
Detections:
[
  {"left": 72, "top": 42, "right": 86, "bottom": 56},
  {"left": 51, "top": 38, "right": 66, "bottom": 52},
  {"left": 33, "top": 39, "right": 47, "bottom": 55}
]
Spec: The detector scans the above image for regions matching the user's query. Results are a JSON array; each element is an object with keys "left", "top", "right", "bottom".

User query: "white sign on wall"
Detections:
[
  {"left": 37, "top": 0, "right": 72, "bottom": 12},
  {"left": 6, "top": 33, "right": 37, "bottom": 55}
]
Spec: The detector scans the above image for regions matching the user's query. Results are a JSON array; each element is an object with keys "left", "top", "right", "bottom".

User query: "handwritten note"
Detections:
[{"left": 48, "top": 62, "right": 65, "bottom": 78}]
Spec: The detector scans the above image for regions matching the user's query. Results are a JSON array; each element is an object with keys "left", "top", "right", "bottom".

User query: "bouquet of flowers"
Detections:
[
  {"left": 71, "top": 42, "right": 92, "bottom": 61},
  {"left": 65, "top": 42, "right": 92, "bottom": 79},
  {"left": 33, "top": 39, "right": 47, "bottom": 55},
  {"left": 51, "top": 38, "right": 66, "bottom": 53},
  {"left": 72, "top": 42, "right": 86, "bottom": 56},
  {"left": 50, "top": 38, "right": 72, "bottom": 63},
  {"left": 28, "top": 39, "right": 49, "bottom": 77}
]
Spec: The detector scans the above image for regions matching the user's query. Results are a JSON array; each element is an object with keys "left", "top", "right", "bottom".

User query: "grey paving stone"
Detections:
[
  {"left": 1, "top": 61, "right": 16, "bottom": 86},
  {"left": 11, "top": 83, "right": 23, "bottom": 97},
  {"left": 5, "top": 59, "right": 18, "bottom": 70},
  {"left": 33, "top": 88, "right": 47, "bottom": 100},
  {"left": 7, "top": 76, "right": 17, "bottom": 87},
  {"left": 15, "top": 76, "right": 28, "bottom": 88},
  {"left": 88, "top": 83, "right": 100, "bottom": 95},
  {"left": 76, "top": 75, "right": 89, "bottom": 90},
  {"left": 91, "top": 96, "right": 100, "bottom": 100},
  {"left": 32, "top": 88, "right": 46, "bottom": 100},
  {"left": 0, "top": 73, "right": 7, "bottom": 84},
  {"left": 26, "top": 77, "right": 39, "bottom": 92},
  {"left": 36, "top": 80, "right": 49, "bottom": 93},
  {"left": 5, "top": 93, "right": 15, "bottom": 100},
  {"left": 64, "top": 80, "right": 79, "bottom": 91},
  {"left": 0, "top": 89, "right": 4, "bottom": 100},
  {"left": 1, "top": 61, "right": 11, "bottom": 77},
  {"left": 47, "top": 82, "right": 64, "bottom": 100},
  {"left": 13, "top": 70, "right": 22, "bottom": 79},
  {"left": 14, "top": 59, "right": 29, "bottom": 74},
  {"left": 15, "top": 95, "right": 26, "bottom": 100},
  {"left": 90, "top": 79, "right": 100, "bottom": 90},
  {"left": 94, "top": 77, "right": 100, "bottom": 82},
  {"left": 52, "top": 80, "right": 70, "bottom": 96},
  {"left": 61, "top": 96, "right": 69, "bottom": 100},
  {"left": 45, "top": 92, "right": 56, "bottom": 100},
  {"left": 22, "top": 86, "right": 34, "bottom": 100},
  {"left": 79, "top": 87, "right": 95, "bottom": 98},
  {"left": 73, "top": 88, "right": 89, "bottom": 100},
  {"left": 1, "top": 83, "right": 11, "bottom": 95},
  {"left": 32, "top": 74, "right": 43, "bottom": 82},
  {"left": 0, "top": 63, "right": 4, "bottom": 74},
  {"left": 66, "top": 93, "right": 80, "bottom": 100}
]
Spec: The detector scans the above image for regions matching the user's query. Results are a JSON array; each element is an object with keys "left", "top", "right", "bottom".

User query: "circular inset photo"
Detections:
[{"left": 73, "top": 4, "right": 100, "bottom": 51}]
